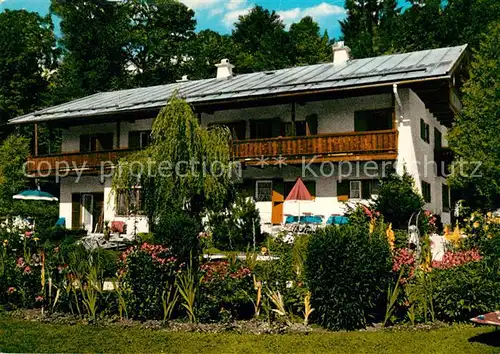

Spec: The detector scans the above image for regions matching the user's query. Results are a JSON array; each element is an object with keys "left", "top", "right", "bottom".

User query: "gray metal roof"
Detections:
[{"left": 9, "top": 44, "right": 467, "bottom": 124}]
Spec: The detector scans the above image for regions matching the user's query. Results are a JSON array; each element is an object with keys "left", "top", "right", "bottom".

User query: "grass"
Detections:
[{"left": 0, "top": 319, "right": 499, "bottom": 353}]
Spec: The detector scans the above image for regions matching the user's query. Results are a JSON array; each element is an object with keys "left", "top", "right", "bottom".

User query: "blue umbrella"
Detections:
[{"left": 13, "top": 190, "right": 58, "bottom": 202}]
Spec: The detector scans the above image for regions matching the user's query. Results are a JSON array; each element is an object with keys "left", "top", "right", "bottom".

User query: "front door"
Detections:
[{"left": 271, "top": 180, "right": 284, "bottom": 225}]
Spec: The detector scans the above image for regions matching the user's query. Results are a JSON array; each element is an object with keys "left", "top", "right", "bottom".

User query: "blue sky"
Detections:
[{"left": 0, "top": 0, "right": 347, "bottom": 38}]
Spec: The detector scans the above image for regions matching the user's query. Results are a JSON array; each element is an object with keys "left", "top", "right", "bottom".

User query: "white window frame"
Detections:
[
  {"left": 349, "top": 180, "right": 362, "bottom": 199},
  {"left": 255, "top": 180, "right": 273, "bottom": 202}
]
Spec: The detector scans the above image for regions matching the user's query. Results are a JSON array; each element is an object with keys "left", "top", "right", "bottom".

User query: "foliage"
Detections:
[
  {"left": 431, "top": 260, "right": 500, "bottom": 323},
  {"left": 305, "top": 224, "right": 392, "bottom": 330},
  {"left": 288, "top": 17, "right": 331, "bottom": 66},
  {"left": 448, "top": 23, "right": 500, "bottom": 210},
  {"left": 119, "top": 243, "right": 181, "bottom": 319},
  {"left": 207, "top": 195, "right": 262, "bottom": 251},
  {"left": 0, "top": 135, "right": 30, "bottom": 207},
  {"left": 0, "top": 10, "right": 59, "bottom": 124},
  {"left": 198, "top": 260, "right": 253, "bottom": 322},
  {"left": 374, "top": 171, "right": 425, "bottom": 230}
]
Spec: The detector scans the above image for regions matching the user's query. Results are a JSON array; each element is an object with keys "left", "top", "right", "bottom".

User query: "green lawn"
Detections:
[{"left": 0, "top": 319, "right": 498, "bottom": 353}]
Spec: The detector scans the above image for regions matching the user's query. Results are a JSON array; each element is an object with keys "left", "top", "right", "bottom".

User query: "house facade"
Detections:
[{"left": 10, "top": 43, "right": 467, "bottom": 234}]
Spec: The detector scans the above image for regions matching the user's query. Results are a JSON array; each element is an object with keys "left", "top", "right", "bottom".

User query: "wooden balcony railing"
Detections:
[
  {"left": 27, "top": 149, "right": 137, "bottom": 175},
  {"left": 232, "top": 130, "right": 398, "bottom": 164},
  {"left": 27, "top": 130, "right": 398, "bottom": 175}
]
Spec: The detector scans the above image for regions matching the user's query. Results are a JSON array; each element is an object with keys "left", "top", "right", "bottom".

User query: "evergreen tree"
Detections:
[{"left": 289, "top": 16, "right": 331, "bottom": 65}]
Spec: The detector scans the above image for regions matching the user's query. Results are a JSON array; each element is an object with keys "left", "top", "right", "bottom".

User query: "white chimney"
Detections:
[
  {"left": 215, "top": 59, "right": 234, "bottom": 79},
  {"left": 176, "top": 75, "right": 189, "bottom": 82},
  {"left": 332, "top": 41, "right": 351, "bottom": 66}
]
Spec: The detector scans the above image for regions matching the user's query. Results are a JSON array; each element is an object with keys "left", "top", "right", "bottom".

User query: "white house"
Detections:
[{"left": 9, "top": 43, "right": 468, "bottom": 234}]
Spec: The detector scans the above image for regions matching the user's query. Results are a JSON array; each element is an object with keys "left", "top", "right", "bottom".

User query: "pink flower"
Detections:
[
  {"left": 35, "top": 295, "right": 44, "bottom": 302},
  {"left": 7, "top": 287, "right": 16, "bottom": 294},
  {"left": 16, "top": 257, "right": 25, "bottom": 268},
  {"left": 25, "top": 231, "right": 33, "bottom": 238},
  {"left": 24, "top": 266, "right": 31, "bottom": 274}
]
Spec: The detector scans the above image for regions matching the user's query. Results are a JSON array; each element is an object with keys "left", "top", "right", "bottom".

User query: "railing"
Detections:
[
  {"left": 27, "top": 149, "right": 137, "bottom": 175},
  {"left": 232, "top": 130, "right": 398, "bottom": 162},
  {"left": 27, "top": 130, "right": 399, "bottom": 175},
  {"left": 434, "top": 147, "right": 453, "bottom": 177}
]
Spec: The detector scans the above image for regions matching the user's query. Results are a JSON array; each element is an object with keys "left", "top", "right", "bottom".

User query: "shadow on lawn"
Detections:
[{"left": 468, "top": 330, "right": 500, "bottom": 347}]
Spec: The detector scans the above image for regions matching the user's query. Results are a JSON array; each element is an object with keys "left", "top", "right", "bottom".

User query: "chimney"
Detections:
[
  {"left": 332, "top": 41, "right": 351, "bottom": 66},
  {"left": 215, "top": 59, "right": 234, "bottom": 79},
  {"left": 176, "top": 75, "right": 189, "bottom": 82}
]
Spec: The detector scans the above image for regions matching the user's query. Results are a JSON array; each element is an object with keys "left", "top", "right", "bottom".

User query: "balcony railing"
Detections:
[
  {"left": 27, "top": 130, "right": 398, "bottom": 175},
  {"left": 232, "top": 129, "right": 398, "bottom": 164},
  {"left": 27, "top": 149, "right": 137, "bottom": 175}
]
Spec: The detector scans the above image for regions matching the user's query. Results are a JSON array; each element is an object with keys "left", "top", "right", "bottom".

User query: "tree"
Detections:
[
  {"left": 50, "top": 0, "right": 130, "bottom": 102},
  {"left": 186, "top": 30, "right": 235, "bottom": 80},
  {"left": 125, "top": 0, "right": 197, "bottom": 86},
  {"left": 232, "top": 6, "right": 290, "bottom": 73},
  {"left": 289, "top": 16, "right": 331, "bottom": 66},
  {"left": 340, "top": 0, "right": 401, "bottom": 58},
  {"left": 447, "top": 23, "right": 500, "bottom": 210},
  {"left": 112, "top": 96, "right": 233, "bottom": 257},
  {"left": 0, "top": 10, "right": 59, "bottom": 125},
  {"left": 374, "top": 170, "right": 425, "bottom": 230}
]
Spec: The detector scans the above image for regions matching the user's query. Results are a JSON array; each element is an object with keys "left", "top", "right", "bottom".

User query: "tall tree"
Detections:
[
  {"left": 232, "top": 6, "right": 290, "bottom": 73},
  {"left": 0, "top": 10, "right": 58, "bottom": 125},
  {"left": 340, "top": 0, "right": 400, "bottom": 58},
  {"left": 125, "top": 0, "right": 197, "bottom": 86},
  {"left": 447, "top": 23, "right": 500, "bottom": 210},
  {"left": 50, "top": 0, "right": 130, "bottom": 102},
  {"left": 289, "top": 16, "right": 331, "bottom": 66},
  {"left": 186, "top": 30, "right": 235, "bottom": 80}
]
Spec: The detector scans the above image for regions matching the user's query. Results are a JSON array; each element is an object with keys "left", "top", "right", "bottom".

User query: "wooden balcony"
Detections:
[
  {"left": 27, "top": 149, "right": 136, "bottom": 176},
  {"left": 27, "top": 130, "right": 398, "bottom": 176},
  {"left": 232, "top": 130, "right": 398, "bottom": 164}
]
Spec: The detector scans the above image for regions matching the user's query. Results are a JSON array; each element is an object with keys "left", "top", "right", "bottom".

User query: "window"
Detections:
[
  {"left": 250, "top": 118, "right": 282, "bottom": 139},
  {"left": 255, "top": 180, "right": 273, "bottom": 201},
  {"left": 116, "top": 188, "right": 144, "bottom": 216},
  {"left": 80, "top": 134, "right": 114, "bottom": 152},
  {"left": 434, "top": 128, "right": 442, "bottom": 149},
  {"left": 420, "top": 119, "right": 430, "bottom": 143},
  {"left": 208, "top": 121, "right": 246, "bottom": 140},
  {"left": 349, "top": 181, "right": 362, "bottom": 199},
  {"left": 442, "top": 184, "right": 450, "bottom": 212},
  {"left": 354, "top": 109, "right": 393, "bottom": 132},
  {"left": 422, "top": 181, "right": 432, "bottom": 203},
  {"left": 128, "top": 131, "right": 151, "bottom": 149},
  {"left": 337, "top": 179, "right": 381, "bottom": 200}
]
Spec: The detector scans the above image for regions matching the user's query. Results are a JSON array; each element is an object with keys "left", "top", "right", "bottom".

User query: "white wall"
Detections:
[
  {"left": 59, "top": 175, "right": 149, "bottom": 235},
  {"left": 396, "top": 88, "right": 450, "bottom": 221}
]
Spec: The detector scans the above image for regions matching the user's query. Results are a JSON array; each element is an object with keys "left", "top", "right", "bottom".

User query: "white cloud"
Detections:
[
  {"left": 226, "top": 0, "right": 247, "bottom": 10},
  {"left": 223, "top": 7, "right": 252, "bottom": 27},
  {"left": 278, "top": 2, "right": 345, "bottom": 26},
  {"left": 209, "top": 7, "right": 225, "bottom": 17},
  {"left": 180, "top": 0, "right": 221, "bottom": 10}
]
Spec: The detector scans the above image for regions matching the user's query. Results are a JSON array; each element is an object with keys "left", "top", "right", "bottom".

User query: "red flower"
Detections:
[
  {"left": 7, "top": 287, "right": 16, "bottom": 294},
  {"left": 24, "top": 266, "right": 31, "bottom": 274}
]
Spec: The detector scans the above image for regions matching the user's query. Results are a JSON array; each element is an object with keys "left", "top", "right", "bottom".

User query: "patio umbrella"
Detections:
[
  {"left": 285, "top": 178, "right": 313, "bottom": 222},
  {"left": 13, "top": 189, "right": 58, "bottom": 202}
]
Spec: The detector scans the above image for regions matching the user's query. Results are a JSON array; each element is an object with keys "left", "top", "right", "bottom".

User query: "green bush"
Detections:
[
  {"left": 374, "top": 171, "right": 424, "bottom": 230},
  {"left": 154, "top": 211, "right": 201, "bottom": 262},
  {"left": 305, "top": 225, "right": 392, "bottom": 330},
  {"left": 431, "top": 260, "right": 500, "bottom": 322},
  {"left": 207, "top": 195, "right": 262, "bottom": 251}
]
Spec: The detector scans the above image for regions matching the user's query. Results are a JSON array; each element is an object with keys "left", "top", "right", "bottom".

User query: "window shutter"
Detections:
[
  {"left": 129, "top": 131, "right": 141, "bottom": 149},
  {"left": 337, "top": 180, "right": 349, "bottom": 200},
  {"left": 362, "top": 181, "right": 370, "bottom": 199},
  {"left": 80, "top": 135, "right": 90, "bottom": 152},
  {"left": 306, "top": 114, "right": 318, "bottom": 135}
]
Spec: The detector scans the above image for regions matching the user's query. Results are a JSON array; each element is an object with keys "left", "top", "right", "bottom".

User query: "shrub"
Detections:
[
  {"left": 431, "top": 260, "right": 500, "bottom": 322},
  {"left": 198, "top": 260, "right": 254, "bottom": 322},
  {"left": 154, "top": 211, "right": 201, "bottom": 262},
  {"left": 120, "top": 243, "right": 181, "bottom": 319},
  {"left": 374, "top": 171, "right": 424, "bottom": 230},
  {"left": 207, "top": 195, "right": 262, "bottom": 250},
  {"left": 305, "top": 224, "right": 392, "bottom": 330}
]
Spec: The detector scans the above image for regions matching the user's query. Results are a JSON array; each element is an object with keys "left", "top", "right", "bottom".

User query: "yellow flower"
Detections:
[
  {"left": 473, "top": 221, "right": 480, "bottom": 229},
  {"left": 386, "top": 223, "right": 395, "bottom": 250},
  {"left": 2, "top": 239, "right": 7, "bottom": 246},
  {"left": 33, "top": 237, "right": 40, "bottom": 242},
  {"left": 484, "top": 225, "right": 489, "bottom": 231},
  {"left": 487, "top": 212, "right": 492, "bottom": 218}
]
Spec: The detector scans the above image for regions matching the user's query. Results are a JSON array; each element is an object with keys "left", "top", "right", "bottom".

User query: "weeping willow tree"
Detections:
[{"left": 112, "top": 96, "right": 234, "bottom": 254}]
